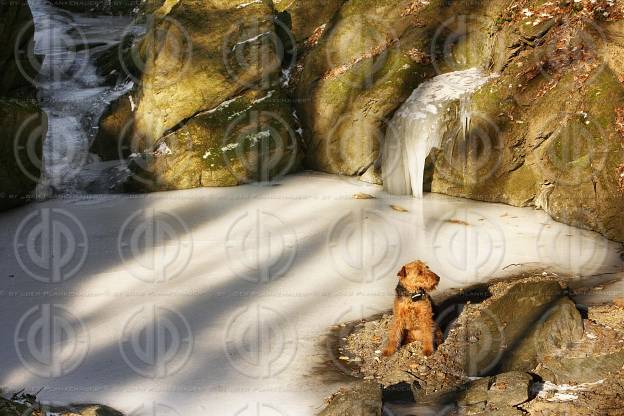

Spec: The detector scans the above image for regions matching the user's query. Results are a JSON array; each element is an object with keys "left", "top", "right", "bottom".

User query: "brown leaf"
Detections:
[
  {"left": 445, "top": 219, "right": 470, "bottom": 226},
  {"left": 390, "top": 204, "right": 409, "bottom": 212},
  {"left": 353, "top": 193, "right": 376, "bottom": 200}
]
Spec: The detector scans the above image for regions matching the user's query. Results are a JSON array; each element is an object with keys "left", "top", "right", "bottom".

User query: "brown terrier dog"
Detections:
[{"left": 382, "top": 260, "right": 442, "bottom": 357}]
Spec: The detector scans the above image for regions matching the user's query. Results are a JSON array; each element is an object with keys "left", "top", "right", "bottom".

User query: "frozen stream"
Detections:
[
  {"left": 383, "top": 68, "right": 492, "bottom": 198},
  {"left": 29, "top": 0, "right": 140, "bottom": 195},
  {"left": 0, "top": 173, "right": 622, "bottom": 415}
]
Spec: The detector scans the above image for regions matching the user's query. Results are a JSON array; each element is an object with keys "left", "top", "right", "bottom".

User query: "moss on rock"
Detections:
[
  {"left": 430, "top": 9, "right": 624, "bottom": 241},
  {"left": 127, "top": 88, "right": 302, "bottom": 191}
]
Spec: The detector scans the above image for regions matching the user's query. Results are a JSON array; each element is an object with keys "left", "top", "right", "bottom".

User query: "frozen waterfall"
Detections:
[{"left": 382, "top": 68, "right": 492, "bottom": 198}]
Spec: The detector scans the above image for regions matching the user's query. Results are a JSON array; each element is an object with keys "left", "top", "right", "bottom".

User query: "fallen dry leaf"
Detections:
[
  {"left": 390, "top": 204, "right": 409, "bottom": 212},
  {"left": 446, "top": 219, "right": 470, "bottom": 226},
  {"left": 353, "top": 193, "right": 375, "bottom": 200},
  {"left": 614, "top": 298, "right": 624, "bottom": 308}
]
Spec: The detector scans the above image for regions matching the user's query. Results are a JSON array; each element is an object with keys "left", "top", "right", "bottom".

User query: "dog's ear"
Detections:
[{"left": 397, "top": 266, "right": 406, "bottom": 278}]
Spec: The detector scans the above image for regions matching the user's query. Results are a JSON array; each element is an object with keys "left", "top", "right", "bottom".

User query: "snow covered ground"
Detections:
[{"left": 0, "top": 172, "right": 622, "bottom": 415}]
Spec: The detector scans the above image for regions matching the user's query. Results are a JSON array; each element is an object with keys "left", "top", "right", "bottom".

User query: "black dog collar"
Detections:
[
  {"left": 410, "top": 291, "right": 427, "bottom": 301},
  {"left": 396, "top": 284, "right": 427, "bottom": 302}
]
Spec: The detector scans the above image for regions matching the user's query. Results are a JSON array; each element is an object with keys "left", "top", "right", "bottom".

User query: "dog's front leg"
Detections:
[
  {"left": 382, "top": 316, "right": 404, "bottom": 357},
  {"left": 434, "top": 324, "right": 444, "bottom": 347},
  {"left": 421, "top": 325, "right": 435, "bottom": 356}
]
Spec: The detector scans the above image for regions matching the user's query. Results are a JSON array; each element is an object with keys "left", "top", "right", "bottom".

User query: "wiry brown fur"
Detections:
[{"left": 382, "top": 260, "right": 443, "bottom": 357}]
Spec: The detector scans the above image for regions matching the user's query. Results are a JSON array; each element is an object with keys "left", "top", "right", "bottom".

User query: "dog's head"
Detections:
[{"left": 397, "top": 260, "right": 440, "bottom": 292}]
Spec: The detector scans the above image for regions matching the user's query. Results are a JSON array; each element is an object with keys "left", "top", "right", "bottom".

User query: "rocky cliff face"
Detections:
[
  {"left": 0, "top": 2, "right": 45, "bottom": 210},
  {"left": 92, "top": 0, "right": 624, "bottom": 241},
  {"left": 93, "top": 0, "right": 307, "bottom": 188},
  {"left": 429, "top": 2, "right": 624, "bottom": 242}
]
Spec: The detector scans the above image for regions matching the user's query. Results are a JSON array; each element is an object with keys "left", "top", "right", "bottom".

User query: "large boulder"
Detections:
[
  {"left": 91, "top": 0, "right": 305, "bottom": 189},
  {"left": 126, "top": 88, "right": 302, "bottom": 190},
  {"left": 93, "top": 0, "right": 513, "bottom": 182},
  {"left": 133, "top": 0, "right": 282, "bottom": 145},
  {"left": 453, "top": 279, "right": 584, "bottom": 377}
]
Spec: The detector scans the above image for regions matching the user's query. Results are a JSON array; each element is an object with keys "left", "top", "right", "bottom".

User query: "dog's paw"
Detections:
[
  {"left": 382, "top": 348, "right": 395, "bottom": 357},
  {"left": 422, "top": 347, "right": 434, "bottom": 357}
]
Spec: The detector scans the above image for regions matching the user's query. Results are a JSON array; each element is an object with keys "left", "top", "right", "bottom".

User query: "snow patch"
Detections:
[
  {"left": 155, "top": 142, "right": 173, "bottom": 156},
  {"left": 236, "top": 0, "right": 262, "bottom": 9},
  {"left": 221, "top": 143, "right": 240, "bottom": 152},
  {"left": 232, "top": 32, "right": 272, "bottom": 51},
  {"left": 536, "top": 379, "right": 605, "bottom": 402}
]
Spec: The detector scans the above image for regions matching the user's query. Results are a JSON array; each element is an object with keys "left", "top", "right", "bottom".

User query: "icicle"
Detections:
[{"left": 382, "top": 68, "right": 491, "bottom": 198}]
